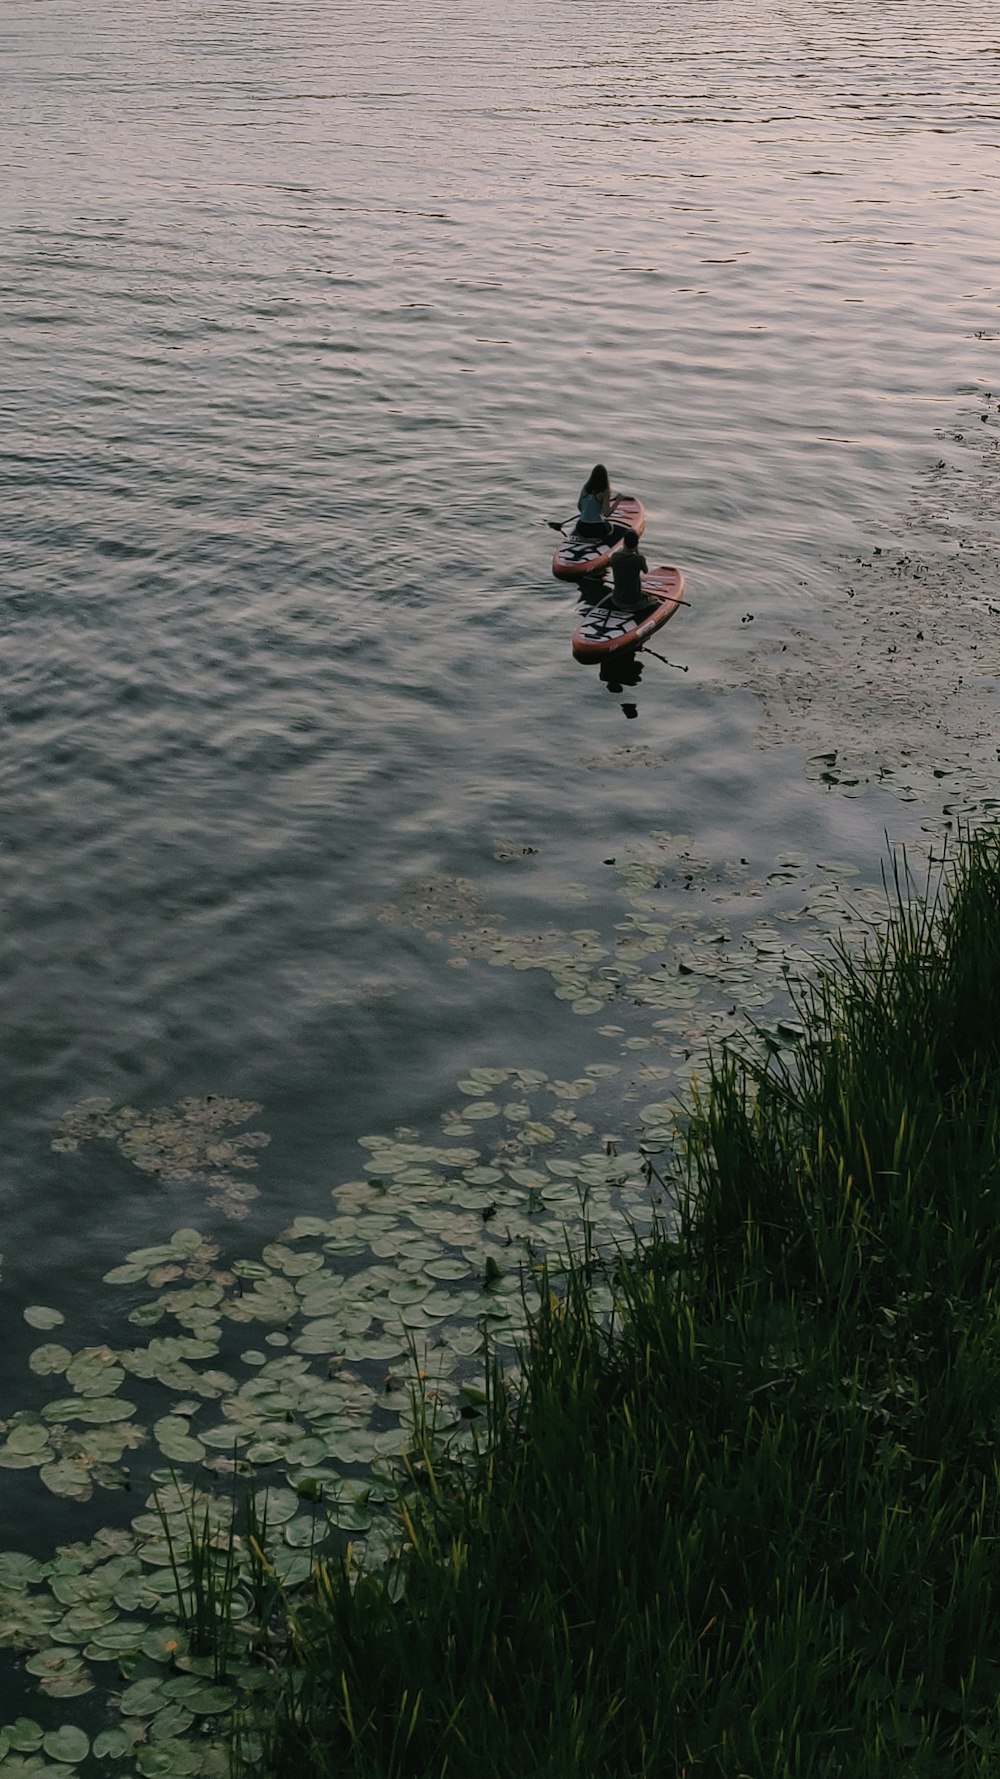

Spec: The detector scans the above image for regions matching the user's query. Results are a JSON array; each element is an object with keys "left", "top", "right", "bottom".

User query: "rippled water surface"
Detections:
[{"left": 2, "top": 0, "right": 1000, "bottom": 1605}]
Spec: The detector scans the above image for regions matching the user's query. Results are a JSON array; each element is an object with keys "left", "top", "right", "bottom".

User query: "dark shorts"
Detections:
[{"left": 575, "top": 519, "right": 628, "bottom": 545}]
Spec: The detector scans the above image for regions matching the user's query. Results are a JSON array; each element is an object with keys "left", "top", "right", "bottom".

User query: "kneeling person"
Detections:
[{"left": 610, "top": 529, "right": 650, "bottom": 612}]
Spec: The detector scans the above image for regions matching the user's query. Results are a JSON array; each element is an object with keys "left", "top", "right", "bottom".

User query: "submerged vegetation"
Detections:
[{"left": 238, "top": 831, "right": 1000, "bottom": 1777}]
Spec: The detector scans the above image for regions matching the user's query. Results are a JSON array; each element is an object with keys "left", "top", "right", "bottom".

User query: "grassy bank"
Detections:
[{"left": 242, "top": 832, "right": 1000, "bottom": 1778}]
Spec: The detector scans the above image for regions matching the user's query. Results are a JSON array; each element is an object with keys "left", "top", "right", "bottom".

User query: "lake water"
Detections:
[{"left": 1, "top": 0, "right": 999, "bottom": 1743}]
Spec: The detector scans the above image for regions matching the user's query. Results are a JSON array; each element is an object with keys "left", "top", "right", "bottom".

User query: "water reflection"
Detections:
[
  {"left": 598, "top": 649, "right": 644, "bottom": 721},
  {"left": 575, "top": 572, "right": 690, "bottom": 720}
]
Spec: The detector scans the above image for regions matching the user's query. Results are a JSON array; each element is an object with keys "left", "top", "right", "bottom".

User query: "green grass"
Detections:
[{"left": 239, "top": 831, "right": 1000, "bottom": 1778}]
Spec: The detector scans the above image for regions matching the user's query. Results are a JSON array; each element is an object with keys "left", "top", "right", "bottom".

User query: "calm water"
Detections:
[{"left": 2, "top": 0, "right": 999, "bottom": 1568}]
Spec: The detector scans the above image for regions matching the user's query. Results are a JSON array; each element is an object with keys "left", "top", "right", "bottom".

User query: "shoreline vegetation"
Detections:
[{"left": 222, "top": 828, "right": 1000, "bottom": 1777}]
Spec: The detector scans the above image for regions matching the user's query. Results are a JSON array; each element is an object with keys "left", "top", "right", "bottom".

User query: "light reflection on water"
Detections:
[{"left": 0, "top": 0, "right": 998, "bottom": 1403}]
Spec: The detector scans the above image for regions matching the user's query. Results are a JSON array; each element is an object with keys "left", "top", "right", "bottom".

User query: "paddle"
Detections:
[
  {"left": 581, "top": 588, "right": 692, "bottom": 615},
  {"left": 643, "top": 645, "right": 689, "bottom": 672},
  {"left": 547, "top": 492, "right": 630, "bottom": 532}
]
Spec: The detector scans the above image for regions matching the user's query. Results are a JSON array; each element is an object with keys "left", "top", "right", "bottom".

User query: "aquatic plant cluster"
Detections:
[
  {"left": 380, "top": 837, "right": 893, "bottom": 1041},
  {"left": 0, "top": 830, "right": 989, "bottom": 1776},
  {"left": 234, "top": 831, "right": 1000, "bottom": 1776},
  {"left": 0, "top": 824, "right": 920, "bottom": 1779},
  {"left": 0, "top": 1066, "right": 661, "bottom": 1776}
]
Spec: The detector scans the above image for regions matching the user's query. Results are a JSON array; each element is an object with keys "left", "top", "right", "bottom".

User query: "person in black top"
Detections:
[{"left": 609, "top": 529, "right": 649, "bottom": 610}]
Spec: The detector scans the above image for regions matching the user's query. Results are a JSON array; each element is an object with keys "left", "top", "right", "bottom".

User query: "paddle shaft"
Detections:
[
  {"left": 643, "top": 646, "right": 689, "bottom": 672},
  {"left": 548, "top": 493, "right": 628, "bottom": 531}
]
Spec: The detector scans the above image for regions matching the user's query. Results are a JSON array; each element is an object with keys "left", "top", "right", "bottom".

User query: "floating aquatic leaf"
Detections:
[
  {"left": 152, "top": 1416, "right": 205, "bottom": 1464},
  {"left": 43, "top": 1397, "right": 136, "bottom": 1426},
  {"left": 103, "top": 1260, "right": 153, "bottom": 1285},
  {"left": 282, "top": 1513, "right": 320, "bottom": 1550},
  {"left": 54, "top": 1598, "right": 117, "bottom": 1635},
  {"left": 5, "top": 1720, "right": 45, "bottom": 1753},
  {"left": 91, "top": 1617, "right": 157, "bottom": 1657},
  {"left": 290, "top": 1321, "right": 349, "bottom": 1357},
  {"left": 142, "top": 1625, "right": 190, "bottom": 1665},
  {"left": 135, "top": 1739, "right": 204, "bottom": 1776},
  {"left": 459, "top": 1101, "right": 502, "bottom": 1122},
  {"left": 92, "top": 1727, "right": 133, "bottom": 1759},
  {"left": 41, "top": 1726, "right": 90, "bottom": 1764},
  {"left": 424, "top": 1257, "right": 471, "bottom": 1282},
  {"left": 65, "top": 1350, "right": 125, "bottom": 1395},
  {"left": 340, "top": 1334, "right": 408, "bottom": 1361},
  {"left": 254, "top": 1487, "right": 300, "bottom": 1525},
  {"left": 0, "top": 1588, "right": 63, "bottom": 1649},
  {"left": 39, "top": 1460, "right": 92, "bottom": 1501},
  {"left": 23, "top": 1307, "right": 64, "bottom": 1331},
  {"left": 130, "top": 1303, "right": 167, "bottom": 1327},
  {"left": 120, "top": 1674, "right": 168, "bottom": 1715},
  {"left": 0, "top": 1552, "right": 49, "bottom": 1587},
  {"left": 160, "top": 1676, "right": 233, "bottom": 1714},
  {"left": 148, "top": 1704, "right": 195, "bottom": 1743},
  {"left": 4, "top": 1422, "right": 51, "bottom": 1455},
  {"left": 271, "top": 1548, "right": 312, "bottom": 1588},
  {"left": 27, "top": 1345, "right": 73, "bottom": 1378}
]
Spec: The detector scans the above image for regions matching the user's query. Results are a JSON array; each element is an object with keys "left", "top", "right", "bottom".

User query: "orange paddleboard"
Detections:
[
  {"left": 571, "top": 566, "right": 686, "bottom": 663},
  {"left": 551, "top": 495, "right": 646, "bottom": 581}
]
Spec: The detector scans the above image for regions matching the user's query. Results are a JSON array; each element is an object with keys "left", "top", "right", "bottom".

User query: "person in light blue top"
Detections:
[{"left": 576, "top": 463, "right": 627, "bottom": 542}]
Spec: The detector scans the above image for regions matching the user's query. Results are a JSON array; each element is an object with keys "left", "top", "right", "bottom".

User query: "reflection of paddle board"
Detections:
[
  {"left": 571, "top": 566, "right": 686, "bottom": 663},
  {"left": 551, "top": 495, "right": 646, "bottom": 582}
]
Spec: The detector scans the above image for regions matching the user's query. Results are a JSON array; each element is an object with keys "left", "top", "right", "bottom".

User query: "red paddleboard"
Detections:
[
  {"left": 571, "top": 566, "right": 686, "bottom": 663},
  {"left": 551, "top": 495, "right": 646, "bottom": 582}
]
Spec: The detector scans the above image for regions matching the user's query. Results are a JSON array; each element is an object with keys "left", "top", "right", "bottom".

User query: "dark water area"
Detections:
[{"left": 1, "top": 0, "right": 999, "bottom": 1746}]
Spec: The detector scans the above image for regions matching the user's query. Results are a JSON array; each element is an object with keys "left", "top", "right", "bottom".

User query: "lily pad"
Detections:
[
  {"left": 152, "top": 1417, "right": 205, "bottom": 1464},
  {"left": 136, "top": 1740, "right": 203, "bottom": 1776},
  {"left": 39, "top": 1460, "right": 92, "bottom": 1501},
  {"left": 93, "top": 1727, "right": 133, "bottom": 1759},
  {"left": 0, "top": 1552, "right": 49, "bottom": 1587},
  {"left": 28, "top": 1345, "right": 73, "bottom": 1378},
  {"left": 161, "top": 1676, "right": 233, "bottom": 1714},
  {"left": 5, "top": 1720, "right": 45, "bottom": 1753},
  {"left": 23, "top": 1307, "right": 65, "bottom": 1331},
  {"left": 142, "top": 1625, "right": 189, "bottom": 1664},
  {"left": 120, "top": 1674, "right": 168, "bottom": 1715},
  {"left": 42, "top": 1726, "right": 90, "bottom": 1764},
  {"left": 148, "top": 1704, "right": 195, "bottom": 1742},
  {"left": 5, "top": 1423, "right": 51, "bottom": 1455}
]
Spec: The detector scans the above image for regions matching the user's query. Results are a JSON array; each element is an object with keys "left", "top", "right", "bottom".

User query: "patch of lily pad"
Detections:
[
  {"left": 51, "top": 1098, "right": 269, "bottom": 1222},
  {"left": 21, "top": 818, "right": 981, "bottom": 1771},
  {"left": 9, "top": 1062, "right": 685, "bottom": 1777}
]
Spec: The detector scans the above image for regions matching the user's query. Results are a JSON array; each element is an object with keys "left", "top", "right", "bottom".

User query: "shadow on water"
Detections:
[
  {"left": 575, "top": 573, "right": 689, "bottom": 722},
  {"left": 598, "top": 649, "right": 644, "bottom": 721}
]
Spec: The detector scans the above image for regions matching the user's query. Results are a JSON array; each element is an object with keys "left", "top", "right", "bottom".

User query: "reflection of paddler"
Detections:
[{"left": 599, "top": 649, "right": 643, "bottom": 719}]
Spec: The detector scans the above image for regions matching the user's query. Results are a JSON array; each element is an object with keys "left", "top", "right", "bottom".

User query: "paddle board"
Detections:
[
  {"left": 571, "top": 566, "right": 686, "bottom": 663},
  {"left": 551, "top": 494, "right": 646, "bottom": 582}
]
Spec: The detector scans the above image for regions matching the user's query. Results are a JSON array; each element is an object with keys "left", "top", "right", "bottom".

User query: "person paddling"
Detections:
[
  {"left": 576, "top": 463, "right": 628, "bottom": 544},
  {"left": 608, "top": 528, "right": 651, "bottom": 612}
]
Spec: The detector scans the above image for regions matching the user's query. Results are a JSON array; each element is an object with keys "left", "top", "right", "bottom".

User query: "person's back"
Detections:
[
  {"left": 610, "top": 530, "right": 648, "bottom": 610},
  {"left": 576, "top": 462, "right": 623, "bottom": 540},
  {"left": 578, "top": 484, "right": 607, "bottom": 527}
]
